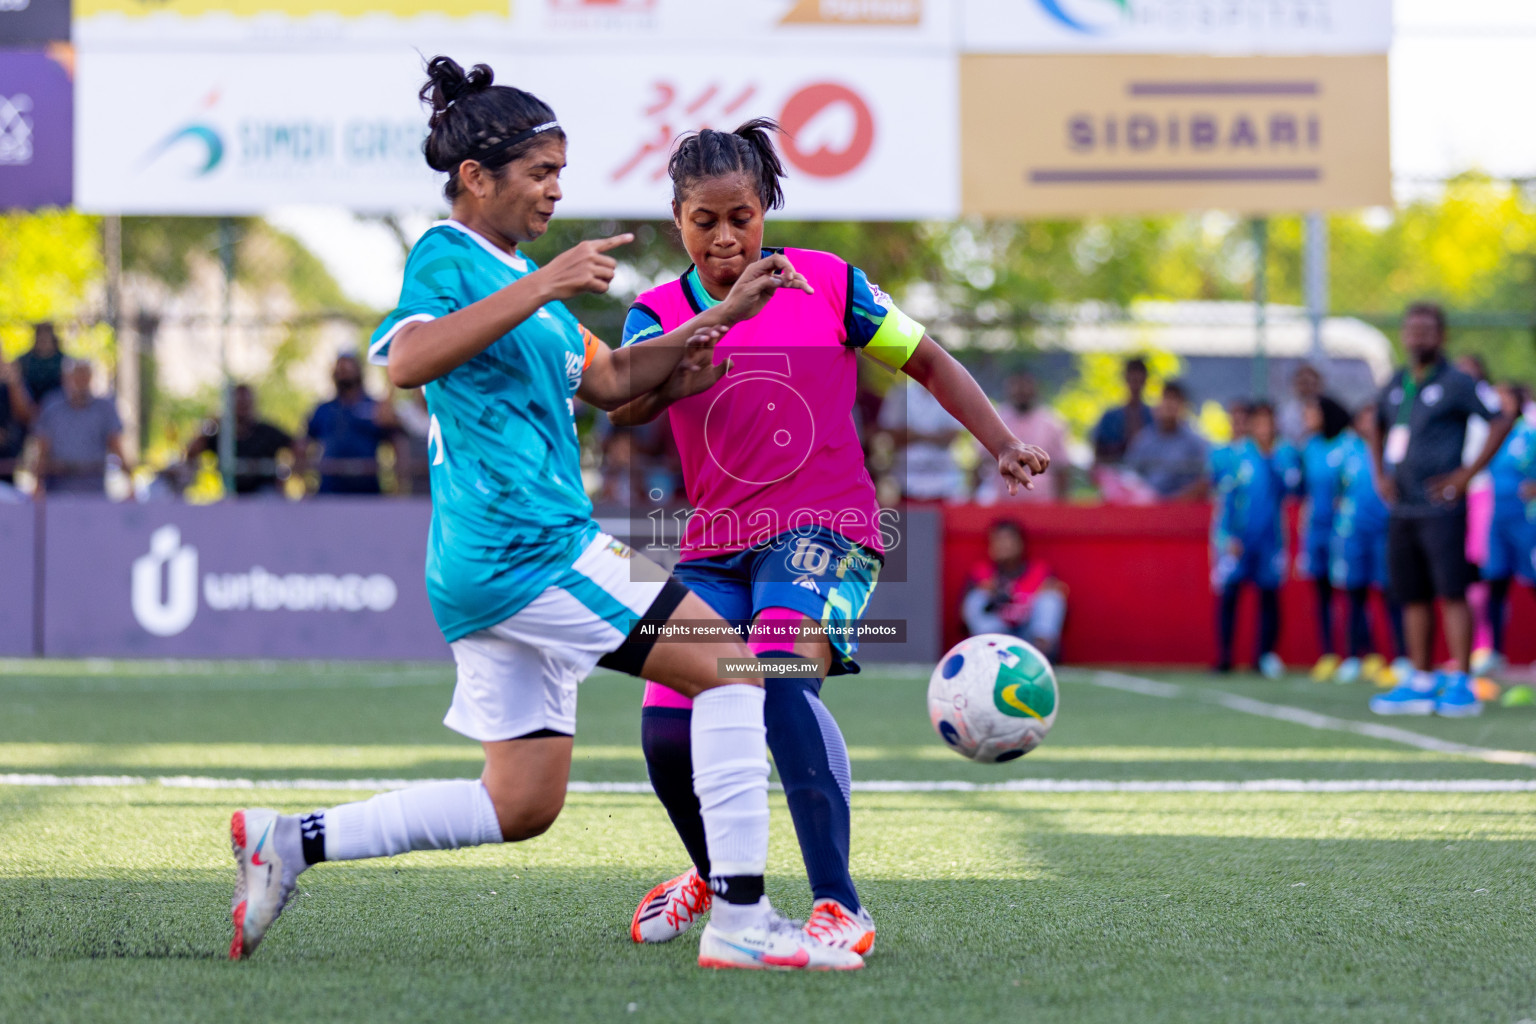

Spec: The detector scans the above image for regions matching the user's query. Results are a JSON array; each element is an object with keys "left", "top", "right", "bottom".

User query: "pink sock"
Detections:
[
  {"left": 642, "top": 680, "right": 694, "bottom": 710},
  {"left": 749, "top": 607, "right": 804, "bottom": 656}
]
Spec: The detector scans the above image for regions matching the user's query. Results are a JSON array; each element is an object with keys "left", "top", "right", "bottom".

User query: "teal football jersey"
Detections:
[{"left": 370, "top": 221, "right": 600, "bottom": 642}]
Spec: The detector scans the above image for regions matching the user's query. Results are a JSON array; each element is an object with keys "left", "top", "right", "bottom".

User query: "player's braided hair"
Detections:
[
  {"left": 419, "top": 56, "right": 565, "bottom": 202},
  {"left": 668, "top": 118, "right": 787, "bottom": 212}
]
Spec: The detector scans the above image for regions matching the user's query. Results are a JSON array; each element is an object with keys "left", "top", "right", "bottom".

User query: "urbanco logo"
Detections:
[
  {"left": 132, "top": 525, "right": 200, "bottom": 637},
  {"left": 129, "top": 524, "right": 402, "bottom": 639}
]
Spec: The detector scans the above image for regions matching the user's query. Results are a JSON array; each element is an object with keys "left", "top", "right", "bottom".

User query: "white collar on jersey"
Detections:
[{"left": 441, "top": 219, "right": 530, "bottom": 273}]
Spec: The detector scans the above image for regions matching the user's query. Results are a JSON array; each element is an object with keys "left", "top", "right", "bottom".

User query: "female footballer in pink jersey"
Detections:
[{"left": 613, "top": 119, "right": 1050, "bottom": 954}]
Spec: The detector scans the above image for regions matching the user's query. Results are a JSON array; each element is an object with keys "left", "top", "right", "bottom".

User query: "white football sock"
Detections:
[
  {"left": 691, "top": 683, "right": 770, "bottom": 878},
  {"left": 710, "top": 895, "right": 772, "bottom": 932},
  {"left": 320, "top": 779, "right": 503, "bottom": 862}
]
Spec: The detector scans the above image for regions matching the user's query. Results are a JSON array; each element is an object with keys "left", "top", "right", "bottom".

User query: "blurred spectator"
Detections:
[
  {"left": 392, "top": 389, "right": 433, "bottom": 497},
  {"left": 1369, "top": 303, "right": 1514, "bottom": 716},
  {"left": 33, "top": 359, "right": 131, "bottom": 495},
  {"left": 0, "top": 350, "right": 35, "bottom": 486},
  {"left": 1276, "top": 363, "right": 1324, "bottom": 446},
  {"left": 975, "top": 372, "right": 1069, "bottom": 503},
  {"left": 300, "top": 353, "right": 394, "bottom": 495},
  {"left": 960, "top": 519, "right": 1067, "bottom": 661},
  {"left": 631, "top": 413, "right": 683, "bottom": 505},
  {"left": 878, "top": 376, "right": 964, "bottom": 502},
  {"left": 1211, "top": 402, "right": 1300, "bottom": 677},
  {"left": 599, "top": 427, "right": 638, "bottom": 504},
  {"left": 1091, "top": 357, "right": 1151, "bottom": 466},
  {"left": 1227, "top": 398, "right": 1253, "bottom": 446},
  {"left": 1455, "top": 354, "right": 1489, "bottom": 383},
  {"left": 16, "top": 322, "right": 64, "bottom": 406},
  {"left": 1477, "top": 382, "right": 1535, "bottom": 677},
  {"left": 186, "top": 384, "right": 294, "bottom": 497},
  {"left": 1125, "top": 380, "right": 1209, "bottom": 500}
]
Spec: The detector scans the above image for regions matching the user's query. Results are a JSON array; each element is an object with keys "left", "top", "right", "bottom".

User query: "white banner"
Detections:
[
  {"left": 962, "top": 0, "right": 1393, "bottom": 55},
  {"left": 76, "top": 50, "right": 959, "bottom": 218},
  {"left": 75, "top": 0, "right": 954, "bottom": 52}
]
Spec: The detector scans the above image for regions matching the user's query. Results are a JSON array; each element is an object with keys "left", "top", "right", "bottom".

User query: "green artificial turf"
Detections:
[{"left": 4, "top": 662, "right": 1536, "bottom": 1023}]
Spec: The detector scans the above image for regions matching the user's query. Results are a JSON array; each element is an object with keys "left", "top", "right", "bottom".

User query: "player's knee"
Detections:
[
  {"left": 485, "top": 786, "right": 565, "bottom": 842},
  {"left": 496, "top": 800, "right": 563, "bottom": 842}
]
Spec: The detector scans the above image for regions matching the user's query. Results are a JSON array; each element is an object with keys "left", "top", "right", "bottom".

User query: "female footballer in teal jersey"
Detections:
[
  {"left": 225, "top": 59, "right": 863, "bottom": 972},
  {"left": 612, "top": 120, "right": 1050, "bottom": 955}
]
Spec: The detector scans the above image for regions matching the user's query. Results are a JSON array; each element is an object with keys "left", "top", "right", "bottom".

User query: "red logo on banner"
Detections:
[
  {"left": 612, "top": 79, "right": 876, "bottom": 185},
  {"left": 777, "top": 82, "right": 874, "bottom": 179}
]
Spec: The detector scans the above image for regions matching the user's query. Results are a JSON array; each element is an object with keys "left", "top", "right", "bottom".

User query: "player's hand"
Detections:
[
  {"left": 660, "top": 325, "right": 731, "bottom": 402},
  {"left": 537, "top": 234, "right": 633, "bottom": 299},
  {"left": 997, "top": 441, "right": 1049, "bottom": 496},
  {"left": 718, "top": 253, "right": 813, "bottom": 325},
  {"left": 1226, "top": 538, "right": 1244, "bottom": 558},
  {"left": 1376, "top": 473, "right": 1398, "bottom": 505},
  {"left": 0, "top": 357, "right": 18, "bottom": 387},
  {"left": 1426, "top": 467, "right": 1473, "bottom": 506},
  {"left": 1521, "top": 480, "right": 1536, "bottom": 503}
]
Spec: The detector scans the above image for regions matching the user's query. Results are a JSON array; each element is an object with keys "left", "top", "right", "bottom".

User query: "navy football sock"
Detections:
[
  {"left": 761, "top": 655, "right": 860, "bottom": 912},
  {"left": 1217, "top": 583, "right": 1241, "bottom": 670},
  {"left": 1314, "top": 577, "right": 1336, "bottom": 656},
  {"left": 1488, "top": 577, "right": 1511, "bottom": 655},
  {"left": 1258, "top": 588, "right": 1280, "bottom": 658},
  {"left": 639, "top": 707, "right": 711, "bottom": 877}
]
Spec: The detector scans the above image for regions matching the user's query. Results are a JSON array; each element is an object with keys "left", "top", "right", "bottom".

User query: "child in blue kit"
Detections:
[
  {"left": 1479, "top": 383, "right": 1536, "bottom": 678},
  {"left": 1212, "top": 402, "right": 1302, "bottom": 677},
  {"left": 1299, "top": 395, "right": 1351, "bottom": 680},
  {"left": 1330, "top": 403, "right": 1407, "bottom": 683}
]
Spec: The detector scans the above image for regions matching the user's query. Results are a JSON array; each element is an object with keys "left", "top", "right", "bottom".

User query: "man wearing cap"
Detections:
[{"left": 1369, "top": 303, "right": 1514, "bottom": 717}]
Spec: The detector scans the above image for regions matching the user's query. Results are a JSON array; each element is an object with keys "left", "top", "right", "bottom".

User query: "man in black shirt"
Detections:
[
  {"left": 186, "top": 384, "right": 294, "bottom": 496},
  {"left": 0, "top": 352, "right": 35, "bottom": 486},
  {"left": 1369, "top": 303, "right": 1513, "bottom": 717}
]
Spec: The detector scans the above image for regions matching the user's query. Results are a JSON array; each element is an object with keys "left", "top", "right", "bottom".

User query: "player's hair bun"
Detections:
[
  {"left": 417, "top": 56, "right": 563, "bottom": 200},
  {"left": 420, "top": 56, "right": 495, "bottom": 137},
  {"left": 669, "top": 117, "right": 787, "bottom": 212}
]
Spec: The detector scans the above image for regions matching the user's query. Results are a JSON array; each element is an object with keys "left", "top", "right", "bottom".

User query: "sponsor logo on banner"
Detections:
[
  {"left": 959, "top": 54, "right": 1389, "bottom": 216},
  {"left": 545, "top": 0, "right": 657, "bottom": 30},
  {"left": 779, "top": 0, "right": 921, "bottom": 25},
  {"left": 131, "top": 88, "right": 424, "bottom": 187},
  {"left": 613, "top": 79, "right": 875, "bottom": 183},
  {"left": 965, "top": 0, "right": 1391, "bottom": 54},
  {"left": 0, "top": 92, "right": 33, "bottom": 165},
  {"left": 130, "top": 524, "right": 399, "bottom": 638},
  {"left": 76, "top": 0, "right": 499, "bottom": 15}
]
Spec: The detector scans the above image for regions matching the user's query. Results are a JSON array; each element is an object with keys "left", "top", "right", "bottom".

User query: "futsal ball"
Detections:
[{"left": 928, "top": 634, "right": 1059, "bottom": 763}]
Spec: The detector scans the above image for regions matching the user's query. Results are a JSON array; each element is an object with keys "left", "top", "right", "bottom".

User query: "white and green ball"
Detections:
[{"left": 927, "top": 634, "right": 1059, "bottom": 763}]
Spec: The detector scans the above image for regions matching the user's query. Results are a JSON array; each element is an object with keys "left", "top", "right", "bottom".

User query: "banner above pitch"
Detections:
[
  {"left": 75, "top": 49, "right": 959, "bottom": 218},
  {"left": 73, "top": 0, "right": 955, "bottom": 51}
]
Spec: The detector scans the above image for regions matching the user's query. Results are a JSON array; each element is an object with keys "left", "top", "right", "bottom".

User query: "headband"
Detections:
[{"left": 469, "top": 121, "right": 561, "bottom": 162}]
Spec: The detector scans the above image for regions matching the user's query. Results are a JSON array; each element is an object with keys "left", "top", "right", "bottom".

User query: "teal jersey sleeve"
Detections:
[
  {"left": 621, "top": 304, "right": 664, "bottom": 348},
  {"left": 368, "top": 230, "right": 468, "bottom": 365},
  {"left": 846, "top": 265, "right": 925, "bottom": 368}
]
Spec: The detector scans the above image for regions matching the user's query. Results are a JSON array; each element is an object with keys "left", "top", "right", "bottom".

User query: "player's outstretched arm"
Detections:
[
  {"left": 902, "top": 335, "right": 1050, "bottom": 496},
  {"left": 386, "top": 234, "right": 634, "bottom": 389},
  {"left": 587, "top": 253, "right": 811, "bottom": 414}
]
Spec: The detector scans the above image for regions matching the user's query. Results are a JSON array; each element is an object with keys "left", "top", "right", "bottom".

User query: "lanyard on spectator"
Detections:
[{"left": 1395, "top": 375, "right": 1418, "bottom": 427}]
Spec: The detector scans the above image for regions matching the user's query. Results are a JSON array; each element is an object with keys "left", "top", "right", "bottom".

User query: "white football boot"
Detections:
[
  {"left": 804, "top": 898, "right": 877, "bottom": 955},
  {"left": 630, "top": 867, "right": 712, "bottom": 943},
  {"left": 229, "top": 808, "right": 305, "bottom": 960},
  {"left": 699, "top": 905, "right": 864, "bottom": 971}
]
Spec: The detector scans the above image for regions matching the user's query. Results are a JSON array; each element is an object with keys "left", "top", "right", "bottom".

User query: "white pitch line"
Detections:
[
  {"left": 1080, "top": 670, "right": 1536, "bottom": 770},
  {"left": 6, "top": 773, "right": 1536, "bottom": 794}
]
